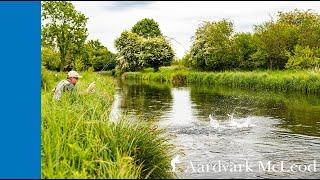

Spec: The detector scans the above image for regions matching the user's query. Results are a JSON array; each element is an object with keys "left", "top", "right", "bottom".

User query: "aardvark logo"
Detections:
[{"left": 171, "top": 155, "right": 181, "bottom": 172}]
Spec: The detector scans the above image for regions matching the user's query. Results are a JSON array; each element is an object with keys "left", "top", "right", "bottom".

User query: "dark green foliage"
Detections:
[
  {"left": 278, "top": 9, "right": 320, "bottom": 49},
  {"left": 187, "top": 9, "right": 320, "bottom": 71},
  {"left": 285, "top": 45, "right": 320, "bottom": 70},
  {"left": 84, "top": 40, "right": 117, "bottom": 71},
  {"left": 131, "top": 18, "right": 162, "bottom": 38},
  {"left": 232, "top": 33, "right": 259, "bottom": 70},
  {"left": 42, "top": 47, "right": 61, "bottom": 71},
  {"left": 42, "top": 1, "right": 88, "bottom": 71},
  {"left": 254, "top": 21, "right": 298, "bottom": 70}
]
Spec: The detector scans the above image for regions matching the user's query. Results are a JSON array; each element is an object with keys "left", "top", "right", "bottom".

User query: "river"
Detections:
[{"left": 110, "top": 79, "right": 320, "bottom": 179}]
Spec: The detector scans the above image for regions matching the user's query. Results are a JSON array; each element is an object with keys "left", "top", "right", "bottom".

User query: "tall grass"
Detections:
[
  {"left": 122, "top": 66, "right": 320, "bottom": 93},
  {"left": 41, "top": 70, "right": 175, "bottom": 178}
]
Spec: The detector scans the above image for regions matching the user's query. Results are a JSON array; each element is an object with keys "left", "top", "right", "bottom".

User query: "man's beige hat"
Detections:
[{"left": 67, "top": 70, "right": 82, "bottom": 78}]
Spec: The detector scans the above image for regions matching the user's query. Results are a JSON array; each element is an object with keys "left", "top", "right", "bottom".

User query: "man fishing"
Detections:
[{"left": 53, "top": 70, "right": 95, "bottom": 101}]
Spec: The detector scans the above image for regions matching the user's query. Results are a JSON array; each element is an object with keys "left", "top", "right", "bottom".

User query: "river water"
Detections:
[{"left": 110, "top": 79, "right": 320, "bottom": 179}]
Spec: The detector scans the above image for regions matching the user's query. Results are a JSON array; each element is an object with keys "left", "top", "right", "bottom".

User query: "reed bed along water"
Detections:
[
  {"left": 122, "top": 66, "right": 320, "bottom": 93},
  {"left": 41, "top": 69, "right": 175, "bottom": 179}
]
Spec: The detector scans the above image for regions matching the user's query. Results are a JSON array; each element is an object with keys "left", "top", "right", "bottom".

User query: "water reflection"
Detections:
[
  {"left": 160, "top": 87, "right": 199, "bottom": 127},
  {"left": 110, "top": 79, "right": 320, "bottom": 178},
  {"left": 110, "top": 80, "right": 172, "bottom": 121}
]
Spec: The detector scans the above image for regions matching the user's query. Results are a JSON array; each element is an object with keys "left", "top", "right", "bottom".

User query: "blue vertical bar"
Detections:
[{"left": 0, "top": 2, "right": 40, "bottom": 178}]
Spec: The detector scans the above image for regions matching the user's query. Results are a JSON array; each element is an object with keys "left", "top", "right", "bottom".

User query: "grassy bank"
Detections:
[
  {"left": 41, "top": 69, "right": 175, "bottom": 178},
  {"left": 122, "top": 66, "right": 320, "bottom": 93}
]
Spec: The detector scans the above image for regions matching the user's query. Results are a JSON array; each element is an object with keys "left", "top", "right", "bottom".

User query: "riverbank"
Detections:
[
  {"left": 122, "top": 66, "right": 320, "bottom": 93},
  {"left": 41, "top": 69, "right": 175, "bottom": 178}
]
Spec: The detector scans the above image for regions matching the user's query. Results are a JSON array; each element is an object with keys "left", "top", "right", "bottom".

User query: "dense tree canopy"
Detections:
[
  {"left": 189, "top": 19, "right": 234, "bottom": 71},
  {"left": 42, "top": 1, "right": 88, "bottom": 71},
  {"left": 131, "top": 18, "right": 162, "bottom": 38},
  {"left": 114, "top": 31, "right": 143, "bottom": 72},
  {"left": 140, "top": 37, "right": 174, "bottom": 71},
  {"left": 285, "top": 45, "right": 320, "bottom": 70},
  {"left": 232, "top": 33, "right": 259, "bottom": 70},
  {"left": 42, "top": 47, "right": 60, "bottom": 71},
  {"left": 186, "top": 9, "right": 320, "bottom": 71},
  {"left": 41, "top": 4, "right": 320, "bottom": 73},
  {"left": 83, "top": 40, "right": 116, "bottom": 71},
  {"left": 42, "top": 1, "right": 116, "bottom": 72},
  {"left": 254, "top": 21, "right": 298, "bottom": 69},
  {"left": 115, "top": 19, "right": 174, "bottom": 72}
]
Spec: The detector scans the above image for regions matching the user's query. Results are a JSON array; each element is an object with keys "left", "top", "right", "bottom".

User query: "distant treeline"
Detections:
[
  {"left": 183, "top": 9, "right": 320, "bottom": 71},
  {"left": 41, "top": 1, "right": 320, "bottom": 72}
]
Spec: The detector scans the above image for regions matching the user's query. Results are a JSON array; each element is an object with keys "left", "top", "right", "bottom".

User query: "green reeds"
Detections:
[
  {"left": 122, "top": 67, "right": 320, "bottom": 93},
  {"left": 41, "top": 71, "right": 175, "bottom": 179}
]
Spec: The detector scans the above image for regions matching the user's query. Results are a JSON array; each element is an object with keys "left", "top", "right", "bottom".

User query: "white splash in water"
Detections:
[
  {"left": 209, "top": 114, "right": 220, "bottom": 128},
  {"left": 209, "top": 113, "right": 255, "bottom": 129}
]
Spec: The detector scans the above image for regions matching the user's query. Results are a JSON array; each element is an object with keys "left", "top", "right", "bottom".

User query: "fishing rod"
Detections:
[
  {"left": 98, "top": 61, "right": 113, "bottom": 73},
  {"left": 87, "top": 60, "right": 113, "bottom": 93},
  {"left": 163, "top": 35, "right": 189, "bottom": 53}
]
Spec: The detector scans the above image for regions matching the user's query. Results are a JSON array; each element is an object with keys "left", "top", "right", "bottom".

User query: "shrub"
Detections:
[
  {"left": 249, "top": 49, "right": 268, "bottom": 69},
  {"left": 285, "top": 45, "right": 320, "bottom": 70},
  {"left": 42, "top": 46, "right": 60, "bottom": 71}
]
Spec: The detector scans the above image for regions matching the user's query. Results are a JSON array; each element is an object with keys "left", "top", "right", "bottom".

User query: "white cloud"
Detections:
[{"left": 72, "top": 1, "right": 320, "bottom": 58}]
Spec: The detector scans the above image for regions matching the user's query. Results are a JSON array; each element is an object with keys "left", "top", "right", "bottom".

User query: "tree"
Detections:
[
  {"left": 114, "top": 31, "right": 143, "bottom": 71},
  {"left": 184, "top": 9, "right": 320, "bottom": 71},
  {"left": 115, "top": 19, "right": 174, "bottom": 72},
  {"left": 189, "top": 19, "right": 234, "bottom": 71},
  {"left": 231, "top": 33, "right": 258, "bottom": 70},
  {"left": 253, "top": 21, "right": 298, "bottom": 70},
  {"left": 81, "top": 40, "right": 116, "bottom": 71},
  {"left": 139, "top": 37, "right": 174, "bottom": 71},
  {"left": 91, "top": 47, "right": 116, "bottom": 71},
  {"left": 253, "top": 9, "right": 320, "bottom": 70},
  {"left": 131, "top": 18, "right": 162, "bottom": 38},
  {"left": 278, "top": 9, "right": 320, "bottom": 49},
  {"left": 41, "top": 1, "right": 88, "bottom": 71}
]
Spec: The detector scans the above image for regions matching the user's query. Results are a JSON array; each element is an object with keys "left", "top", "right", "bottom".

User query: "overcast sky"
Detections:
[{"left": 72, "top": 1, "right": 320, "bottom": 58}]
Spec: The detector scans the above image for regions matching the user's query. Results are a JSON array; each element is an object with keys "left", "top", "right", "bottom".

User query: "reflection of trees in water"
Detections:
[
  {"left": 189, "top": 91, "right": 243, "bottom": 120},
  {"left": 189, "top": 84, "right": 320, "bottom": 136},
  {"left": 117, "top": 80, "right": 173, "bottom": 121}
]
